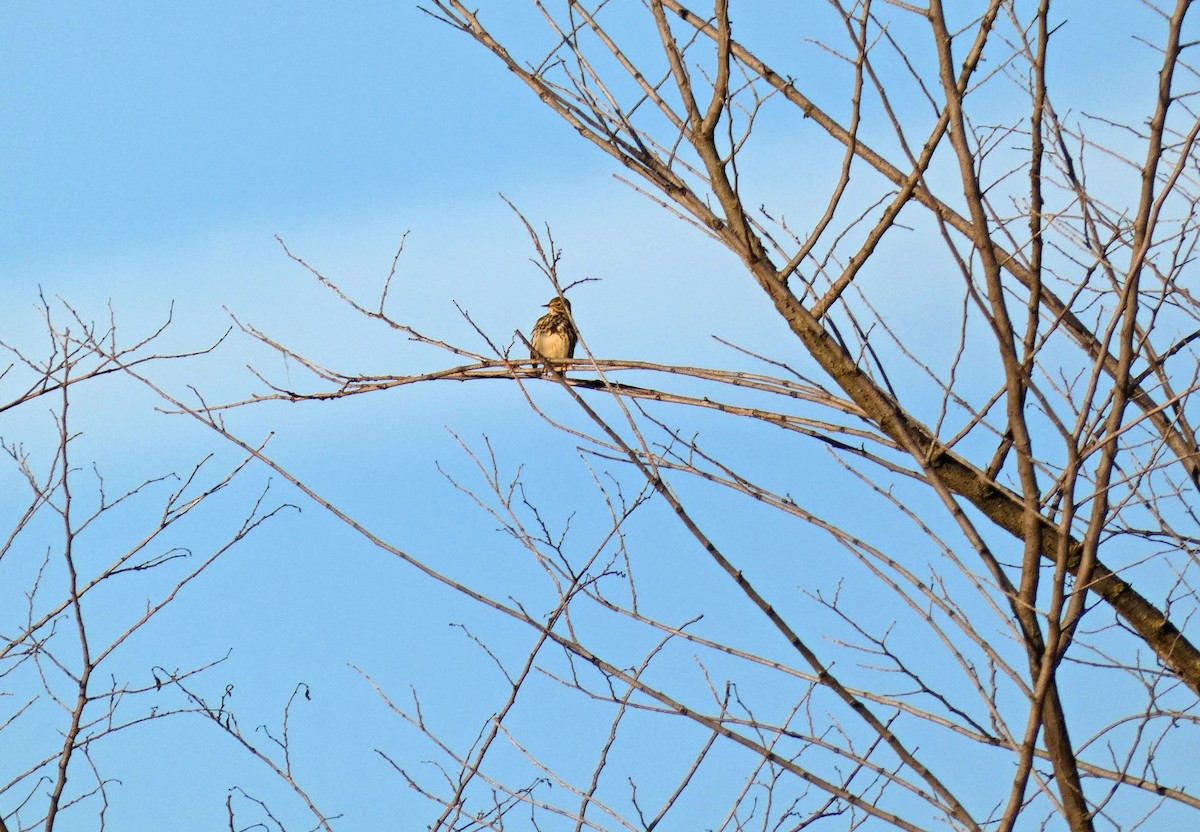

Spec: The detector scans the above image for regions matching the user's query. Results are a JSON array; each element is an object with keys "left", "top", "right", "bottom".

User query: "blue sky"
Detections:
[
  {"left": 4, "top": 4, "right": 557, "bottom": 255},
  {"left": 1, "top": 5, "right": 804, "bottom": 829},
  {"left": 3, "top": 3, "right": 1197, "bottom": 830}
]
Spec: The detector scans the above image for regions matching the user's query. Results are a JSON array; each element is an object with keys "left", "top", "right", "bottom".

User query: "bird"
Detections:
[{"left": 530, "top": 296, "right": 577, "bottom": 373}]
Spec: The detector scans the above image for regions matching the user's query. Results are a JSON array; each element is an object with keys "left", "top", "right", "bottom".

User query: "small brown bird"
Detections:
[{"left": 530, "top": 296, "right": 577, "bottom": 373}]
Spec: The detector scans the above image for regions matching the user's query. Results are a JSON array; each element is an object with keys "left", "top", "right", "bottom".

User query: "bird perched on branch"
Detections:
[{"left": 530, "top": 296, "right": 577, "bottom": 373}]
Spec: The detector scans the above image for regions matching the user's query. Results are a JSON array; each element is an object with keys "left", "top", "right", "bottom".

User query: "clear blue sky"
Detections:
[
  {"left": 2, "top": 5, "right": 794, "bottom": 829},
  {"left": 2, "top": 3, "right": 1193, "bottom": 830}
]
